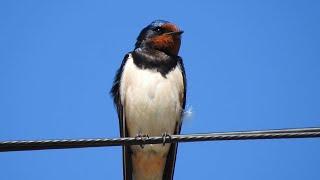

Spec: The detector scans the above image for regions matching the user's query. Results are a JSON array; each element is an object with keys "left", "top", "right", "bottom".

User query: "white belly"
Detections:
[{"left": 120, "top": 54, "right": 184, "bottom": 153}]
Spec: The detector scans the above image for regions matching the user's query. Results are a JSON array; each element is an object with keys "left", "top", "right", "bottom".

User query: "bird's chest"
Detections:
[{"left": 120, "top": 55, "right": 183, "bottom": 137}]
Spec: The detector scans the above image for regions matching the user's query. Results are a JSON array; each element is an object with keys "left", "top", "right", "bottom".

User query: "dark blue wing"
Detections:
[{"left": 110, "top": 53, "right": 133, "bottom": 180}]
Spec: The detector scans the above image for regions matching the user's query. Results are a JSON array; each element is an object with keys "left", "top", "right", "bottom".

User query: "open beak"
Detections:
[{"left": 164, "top": 30, "right": 184, "bottom": 36}]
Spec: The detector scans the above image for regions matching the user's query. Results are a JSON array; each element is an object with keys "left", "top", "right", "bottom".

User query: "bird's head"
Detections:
[{"left": 135, "top": 20, "right": 183, "bottom": 56}]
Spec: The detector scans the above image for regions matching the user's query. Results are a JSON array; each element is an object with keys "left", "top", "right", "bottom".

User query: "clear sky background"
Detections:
[{"left": 1, "top": 1, "right": 320, "bottom": 180}]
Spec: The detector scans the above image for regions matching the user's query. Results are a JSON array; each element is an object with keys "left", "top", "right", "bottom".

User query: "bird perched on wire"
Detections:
[{"left": 111, "top": 20, "right": 186, "bottom": 180}]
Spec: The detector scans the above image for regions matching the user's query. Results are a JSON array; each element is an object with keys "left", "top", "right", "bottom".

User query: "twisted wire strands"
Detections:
[{"left": 1, "top": 127, "right": 320, "bottom": 152}]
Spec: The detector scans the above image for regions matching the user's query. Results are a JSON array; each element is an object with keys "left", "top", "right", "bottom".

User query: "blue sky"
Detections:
[{"left": 1, "top": 1, "right": 320, "bottom": 179}]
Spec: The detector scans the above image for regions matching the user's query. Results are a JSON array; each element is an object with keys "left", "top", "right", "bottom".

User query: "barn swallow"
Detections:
[{"left": 111, "top": 20, "right": 186, "bottom": 180}]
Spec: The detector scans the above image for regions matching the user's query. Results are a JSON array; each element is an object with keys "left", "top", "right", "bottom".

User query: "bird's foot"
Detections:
[
  {"left": 161, "top": 132, "right": 172, "bottom": 146},
  {"left": 135, "top": 133, "right": 149, "bottom": 149}
]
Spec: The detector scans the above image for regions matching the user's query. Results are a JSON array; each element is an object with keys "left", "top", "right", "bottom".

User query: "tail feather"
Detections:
[
  {"left": 123, "top": 145, "right": 133, "bottom": 180},
  {"left": 162, "top": 143, "right": 179, "bottom": 180}
]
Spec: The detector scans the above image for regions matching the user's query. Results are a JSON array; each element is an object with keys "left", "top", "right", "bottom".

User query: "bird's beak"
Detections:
[{"left": 164, "top": 30, "right": 184, "bottom": 36}]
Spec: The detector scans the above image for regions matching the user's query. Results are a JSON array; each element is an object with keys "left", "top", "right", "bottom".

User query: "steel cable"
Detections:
[{"left": 1, "top": 127, "right": 320, "bottom": 152}]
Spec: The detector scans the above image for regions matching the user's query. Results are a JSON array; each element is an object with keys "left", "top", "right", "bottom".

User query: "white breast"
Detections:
[{"left": 120, "top": 54, "right": 184, "bottom": 153}]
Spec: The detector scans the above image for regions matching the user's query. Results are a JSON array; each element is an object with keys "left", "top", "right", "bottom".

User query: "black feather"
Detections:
[
  {"left": 110, "top": 54, "right": 133, "bottom": 180},
  {"left": 132, "top": 48, "right": 179, "bottom": 77}
]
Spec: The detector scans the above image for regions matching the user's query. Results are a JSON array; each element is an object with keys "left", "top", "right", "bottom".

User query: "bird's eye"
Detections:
[{"left": 154, "top": 27, "right": 162, "bottom": 33}]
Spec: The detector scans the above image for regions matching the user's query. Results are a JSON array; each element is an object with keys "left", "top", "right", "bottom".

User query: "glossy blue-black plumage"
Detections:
[{"left": 150, "top": 20, "right": 170, "bottom": 27}]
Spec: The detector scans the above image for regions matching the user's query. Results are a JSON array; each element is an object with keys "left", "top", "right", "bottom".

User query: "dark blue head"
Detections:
[
  {"left": 149, "top": 20, "right": 170, "bottom": 27},
  {"left": 135, "top": 20, "right": 183, "bottom": 56}
]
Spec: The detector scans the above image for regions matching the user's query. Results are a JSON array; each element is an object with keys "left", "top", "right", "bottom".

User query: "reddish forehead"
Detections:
[{"left": 161, "top": 23, "right": 180, "bottom": 32}]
